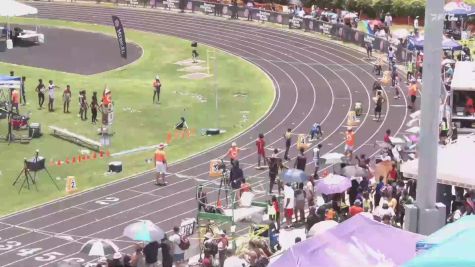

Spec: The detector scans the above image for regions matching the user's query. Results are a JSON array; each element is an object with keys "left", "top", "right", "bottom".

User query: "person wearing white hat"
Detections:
[
  {"left": 152, "top": 75, "right": 161, "bottom": 104},
  {"left": 111, "top": 252, "right": 123, "bottom": 267},
  {"left": 154, "top": 143, "right": 168, "bottom": 186}
]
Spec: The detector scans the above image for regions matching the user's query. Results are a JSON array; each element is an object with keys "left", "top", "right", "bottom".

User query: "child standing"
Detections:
[{"left": 91, "top": 92, "right": 98, "bottom": 124}]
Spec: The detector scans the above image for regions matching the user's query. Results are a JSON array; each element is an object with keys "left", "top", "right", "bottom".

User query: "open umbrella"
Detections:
[
  {"left": 320, "top": 152, "right": 346, "bottom": 165},
  {"left": 282, "top": 168, "right": 308, "bottom": 184},
  {"left": 80, "top": 239, "right": 119, "bottom": 256},
  {"left": 307, "top": 220, "right": 338, "bottom": 237},
  {"left": 341, "top": 165, "right": 368, "bottom": 178},
  {"left": 441, "top": 59, "right": 456, "bottom": 66},
  {"left": 123, "top": 220, "right": 165, "bottom": 242},
  {"left": 444, "top": 1, "right": 475, "bottom": 16},
  {"left": 392, "top": 29, "right": 409, "bottom": 39},
  {"left": 343, "top": 13, "right": 357, "bottom": 19},
  {"left": 314, "top": 173, "right": 351, "bottom": 194}
]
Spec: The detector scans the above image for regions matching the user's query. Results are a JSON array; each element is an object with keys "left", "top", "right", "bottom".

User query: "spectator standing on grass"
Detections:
[
  {"left": 170, "top": 226, "right": 185, "bottom": 266},
  {"left": 143, "top": 241, "right": 159, "bottom": 267},
  {"left": 47, "top": 80, "right": 57, "bottom": 112},
  {"left": 284, "top": 183, "right": 295, "bottom": 228},
  {"left": 79, "top": 90, "right": 88, "bottom": 121},
  {"left": 153, "top": 75, "right": 161, "bottom": 104},
  {"left": 35, "top": 78, "right": 46, "bottom": 109},
  {"left": 11, "top": 89, "right": 19, "bottom": 114},
  {"left": 20, "top": 76, "right": 26, "bottom": 105},
  {"left": 384, "top": 12, "right": 392, "bottom": 27},
  {"left": 284, "top": 128, "right": 292, "bottom": 160},
  {"left": 62, "top": 85, "right": 71, "bottom": 113},
  {"left": 91, "top": 92, "right": 99, "bottom": 124},
  {"left": 294, "top": 147, "right": 307, "bottom": 172}
]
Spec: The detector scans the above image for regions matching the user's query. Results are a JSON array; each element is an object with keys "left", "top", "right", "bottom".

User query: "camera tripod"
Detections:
[
  {"left": 12, "top": 152, "right": 60, "bottom": 193},
  {"left": 216, "top": 159, "right": 230, "bottom": 208}
]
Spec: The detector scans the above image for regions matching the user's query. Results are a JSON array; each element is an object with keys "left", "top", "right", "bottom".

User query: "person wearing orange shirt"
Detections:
[
  {"left": 408, "top": 80, "right": 418, "bottom": 111},
  {"left": 227, "top": 142, "right": 241, "bottom": 165},
  {"left": 154, "top": 143, "right": 167, "bottom": 186},
  {"left": 344, "top": 127, "right": 355, "bottom": 160},
  {"left": 11, "top": 89, "right": 20, "bottom": 113}
]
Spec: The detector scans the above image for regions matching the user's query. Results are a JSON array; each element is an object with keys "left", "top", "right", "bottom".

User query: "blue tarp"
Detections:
[
  {"left": 408, "top": 36, "right": 463, "bottom": 51},
  {"left": 404, "top": 227, "right": 475, "bottom": 267}
]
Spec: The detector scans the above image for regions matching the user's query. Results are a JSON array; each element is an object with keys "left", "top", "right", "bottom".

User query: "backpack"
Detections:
[{"left": 178, "top": 235, "right": 190, "bottom": 250}]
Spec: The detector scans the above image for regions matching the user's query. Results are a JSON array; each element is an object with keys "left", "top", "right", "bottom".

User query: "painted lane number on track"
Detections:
[
  {"left": 0, "top": 240, "right": 21, "bottom": 251},
  {"left": 17, "top": 248, "right": 43, "bottom": 256},
  {"left": 34, "top": 251, "right": 65, "bottom": 262},
  {"left": 95, "top": 197, "right": 120, "bottom": 205}
]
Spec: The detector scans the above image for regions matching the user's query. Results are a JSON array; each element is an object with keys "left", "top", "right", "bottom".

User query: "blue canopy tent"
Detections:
[
  {"left": 0, "top": 75, "right": 21, "bottom": 89},
  {"left": 416, "top": 215, "right": 475, "bottom": 251},
  {"left": 444, "top": 1, "right": 475, "bottom": 16},
  {"left": 404, "top": 228, "right": 475, "bottom": 267},
  {"left": 409, "top": 36, "right": 463, "bottom": 51}
]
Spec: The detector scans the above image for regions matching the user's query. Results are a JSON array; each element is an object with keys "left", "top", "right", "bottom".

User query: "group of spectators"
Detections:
[{"left": 95, "top": 226, "right": 187, "bottom": 267}]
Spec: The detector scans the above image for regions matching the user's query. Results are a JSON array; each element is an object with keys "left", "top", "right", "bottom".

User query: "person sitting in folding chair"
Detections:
[{"left": 175, "top": 117, "right": 188, "bottom": 130}]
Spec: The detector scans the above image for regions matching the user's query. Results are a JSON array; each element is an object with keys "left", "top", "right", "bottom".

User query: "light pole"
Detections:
[{"left": 407, "top": 0, "right": 447, "bottom": 235}]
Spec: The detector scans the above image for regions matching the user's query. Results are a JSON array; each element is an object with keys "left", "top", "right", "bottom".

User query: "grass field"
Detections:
[{"left": 0, "top": 18, "right": 275, "bottom": 215}]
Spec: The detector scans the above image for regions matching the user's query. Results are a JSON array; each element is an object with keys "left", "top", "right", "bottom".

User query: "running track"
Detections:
[{"left": 0, "top": 3, "right": 411, "bottom": 266}]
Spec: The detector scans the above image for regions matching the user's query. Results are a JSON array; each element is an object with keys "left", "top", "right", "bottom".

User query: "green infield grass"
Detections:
[{"left": 0, "top": 17, "right": 274, "bottom": 216}]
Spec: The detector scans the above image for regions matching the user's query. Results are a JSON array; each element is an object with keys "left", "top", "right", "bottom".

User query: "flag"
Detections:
[{"left": 112, "top": 16, "right": 127, "bottom": 59}]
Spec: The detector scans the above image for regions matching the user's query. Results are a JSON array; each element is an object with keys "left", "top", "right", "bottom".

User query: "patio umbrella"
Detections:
[
  {"left": 282, "top": 168, "right": 308, "bottom": 184},
  {"left": 343, "top": 13, "right": 357, "bottom": 19},
  {"left": 320, "top": 152, "right": 346, "bottom": 165},
  {"left": 441, "top": 59, "right": 456, "bottom": 66},
  {"left": 80, "top": 239, "right": 119, "bottom": 256},
  {"left": 341, "top": 165, "right": 368, "bottom": 178},
  {"left": 314, "top": 173, "right": 351, "bottom": 194},
  {"left": 123, "top": 220, "right": 165, "bottom": 242},
  {"left": 392, "top": 29, "right": 409, "bottom": 39},
  {"left": 389, "top": 136, "right": 405, "bottom": 144},
  {"left": 444, "top": 1, "right": 475, "bottom": 16},
  {"left": 307, "top": 220, "right": 338, "bottom": 238}
]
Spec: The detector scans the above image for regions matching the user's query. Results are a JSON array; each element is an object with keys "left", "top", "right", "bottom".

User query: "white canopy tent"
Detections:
[
  {"left": 451, "top": 61, "right": 475, "bottom": 91},
  {"left": 401, "top": 135, "right": 475, "bottom": 189},
  {"left": 0, "top": 0, "right": 42, "bottom": 49},
  {"left": 0, "top": 0, "right": 38, "bottom": 17}
]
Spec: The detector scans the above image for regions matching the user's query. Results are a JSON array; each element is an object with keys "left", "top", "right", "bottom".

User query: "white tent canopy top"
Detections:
[
  {"left": 401, "top": 135, "right": 475, "bottom": 189},
  {"left": 0, "top": 0, "right": 38, "bottom": 17},
  {"left": 451, "top": 61, "right": 475, "bottom": 91}
]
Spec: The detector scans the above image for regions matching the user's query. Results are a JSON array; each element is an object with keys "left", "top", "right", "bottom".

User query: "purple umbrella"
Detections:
[
  {"left": 314, "top": 174, "right": 351, "bottom": 195},
  {"left": 270, "top": 214, "right": 424, "bottom": 267}
]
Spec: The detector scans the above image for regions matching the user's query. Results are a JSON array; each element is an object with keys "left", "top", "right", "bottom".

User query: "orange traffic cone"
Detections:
[
  {"left": 100, "top": 151, "right": 104, "bottom": 158},
  {"left": 186, "top": 129, "right": 191, "bottom": 138},
  {"left": 106, "top": 150, "right": 110, "bottom": 157},
  {"left": 86, "top": 155, "right": 90, "bottom": 160},
  {"left": 49, "top": 160, "right": 55, "bottom": 167},
  {"left": 82, "top": 155, "right": 86, "bottom": 161},
  {"left": 92, "top": 152, "right": 97, "bottom": 159},
  {"left": 174, "top": 130, "right": 179, "bottom": 140},
  {"left": 72, "top": 156, "right": 76, "bottom": 164},
  {"left": 216, "top": 199, "right": 222, "bottom": 209},
  {"left": 78, "top": 155, "right": 81, "bottom": 163},
  {"left": 167, "top": 132, "right": 172, "bottom": 144},
  {"left": 65, "top": 157, "right": 70, "bottom": 164},
  {"left": 57, "top": 160, "right": 62, "bottom": 166}
]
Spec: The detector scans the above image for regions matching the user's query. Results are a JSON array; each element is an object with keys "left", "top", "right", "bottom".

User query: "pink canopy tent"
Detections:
[{"left": 270, "top": 214, "right": 424, "bottom": 267}]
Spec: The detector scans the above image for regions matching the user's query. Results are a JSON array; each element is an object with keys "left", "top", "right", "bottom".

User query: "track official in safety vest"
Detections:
[{"left": 155, "top": 143, "right": 167, "bottom": 186}]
